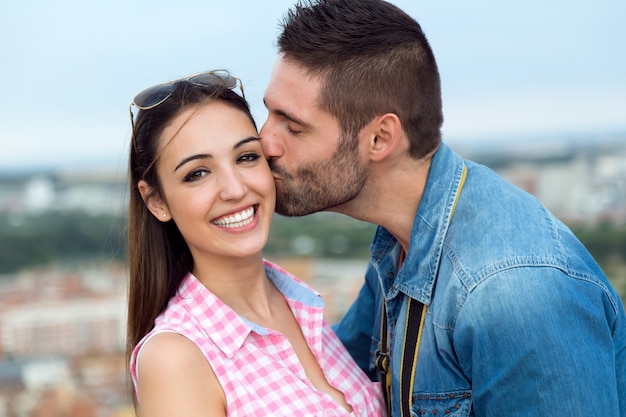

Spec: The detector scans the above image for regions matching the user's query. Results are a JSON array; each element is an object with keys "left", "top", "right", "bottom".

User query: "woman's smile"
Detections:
[{"left": 212, "top": 205, "right": 257, "bottom": 229}]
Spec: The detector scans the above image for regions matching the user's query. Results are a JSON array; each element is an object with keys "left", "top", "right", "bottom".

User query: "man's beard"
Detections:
[{"left": 270, "top": 134, "right": 367, "bottom": 217}]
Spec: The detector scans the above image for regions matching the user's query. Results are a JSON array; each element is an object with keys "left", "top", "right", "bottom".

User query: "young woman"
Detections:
[{"left": 126, "top": 70, "right": 384, "bottom": 416}]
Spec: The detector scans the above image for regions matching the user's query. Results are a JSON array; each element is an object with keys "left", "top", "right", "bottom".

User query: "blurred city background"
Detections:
[
  {"left": 1, "top": 134, "right": 625, "bottom": 416},
  {"left": 2, "top": 0, "right": 625, "bottom": 415}
]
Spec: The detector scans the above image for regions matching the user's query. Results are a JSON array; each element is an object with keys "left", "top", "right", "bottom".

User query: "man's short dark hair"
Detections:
[{"left": 278, "top": 0, "right": 443, "bottom": 158}]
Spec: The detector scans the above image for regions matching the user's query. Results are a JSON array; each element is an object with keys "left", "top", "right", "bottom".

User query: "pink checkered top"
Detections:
[{"left": 130, "top": 259, "right": 385, "bottom": 416}]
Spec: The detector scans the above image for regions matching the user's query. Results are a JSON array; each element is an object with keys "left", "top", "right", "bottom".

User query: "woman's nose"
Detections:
[{"left": 218, "top": 170, "right": 247, "bottom": 201}]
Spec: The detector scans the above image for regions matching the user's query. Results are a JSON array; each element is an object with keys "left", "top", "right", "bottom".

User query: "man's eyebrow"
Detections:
[{"left": 263, "top": 99, "right": 313, "bottom": 130}]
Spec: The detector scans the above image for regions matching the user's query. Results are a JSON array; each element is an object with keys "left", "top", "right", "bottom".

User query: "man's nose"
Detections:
[{"left": 260, "top": 121, "right": 284, "bottom": 159}]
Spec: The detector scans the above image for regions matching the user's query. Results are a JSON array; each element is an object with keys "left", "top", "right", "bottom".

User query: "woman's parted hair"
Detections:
[
  {"left": 278, "top": 0, "right": 443, "bottom": 159},
  {"left": 126, "top": 80, "right": 255, "bottom": 387}
]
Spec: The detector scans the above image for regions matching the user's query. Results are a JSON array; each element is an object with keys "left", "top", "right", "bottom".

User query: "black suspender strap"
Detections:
[
  {"left": 375, "top": 297, "right": 426, "bottom": 416},
  {"left": 375, "top": 304, "right": 392, "bottom": 415},
  {"left": 375, "top": 164, "right": 467, "bottom": 416},
  {"left": 399, "top": 297, "right": 427, "bottom": 415}
]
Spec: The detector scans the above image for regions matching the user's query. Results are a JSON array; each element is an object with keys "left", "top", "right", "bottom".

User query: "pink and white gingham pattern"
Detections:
[{"left": 131, "top": 260, "right": 385, "bottom": 416}]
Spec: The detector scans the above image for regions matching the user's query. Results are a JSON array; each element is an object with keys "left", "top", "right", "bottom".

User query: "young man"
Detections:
[{"left": 261, "top": 0, "right": 626, "bottom": 416}]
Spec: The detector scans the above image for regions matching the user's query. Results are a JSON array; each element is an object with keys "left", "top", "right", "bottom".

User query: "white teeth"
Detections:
[{"left": 213, "top": 207, "right": 255, "bottom": 228}]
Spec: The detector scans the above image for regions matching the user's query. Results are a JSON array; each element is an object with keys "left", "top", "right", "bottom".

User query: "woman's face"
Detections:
[{"left": 145, "top": 100, "right": 275, "bottom": 263}]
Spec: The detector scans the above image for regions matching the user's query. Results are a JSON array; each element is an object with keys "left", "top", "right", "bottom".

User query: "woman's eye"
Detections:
[
  {"left": 184, "top": 169, "right": 209, "bottom": 182},
  {"left": 238, "top": 152, "right": 261, "bottom": 164}
]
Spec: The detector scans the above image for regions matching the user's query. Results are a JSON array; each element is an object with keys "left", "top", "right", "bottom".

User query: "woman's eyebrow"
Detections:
[
  {"left": 174, "top": 136, "right": 260, "bottom": 172},
  {"left": 174, "top": 154, "right": 211, "bottom": 172},
  {"left": 234, "top": 136, "right": 261, "bottom": 150}
]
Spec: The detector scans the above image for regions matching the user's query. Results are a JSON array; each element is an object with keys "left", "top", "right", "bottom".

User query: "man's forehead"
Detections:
[
  {"left": 269, "top": 56, "right": 321, "bottom": 91},
  {"left": 265, "top": 60, "right": 326, "bottom": 118}
]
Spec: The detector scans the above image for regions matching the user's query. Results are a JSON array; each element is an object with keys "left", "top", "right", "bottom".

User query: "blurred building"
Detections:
[
  {"left": 454, "top": 136, "right": 626, "bottom": 225},
  {"left": 0, "top": 265, "right": 131, "bottom": 417},
  {"left": 0, "top": 169, "right": 126, "bottom": 217},
  {"left": 0, "top": 267, "right": 126, "bottom": 358},
  {"left": 496, "top": 145, "right": 626, "bottom": 225}
]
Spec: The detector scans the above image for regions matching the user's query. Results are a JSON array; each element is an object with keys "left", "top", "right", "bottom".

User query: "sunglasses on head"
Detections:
[{"left": 129, "top": 70, "right": 245, "bottom": 129}]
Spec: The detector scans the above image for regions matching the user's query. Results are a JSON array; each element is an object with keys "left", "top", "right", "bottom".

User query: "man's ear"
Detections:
[
  {"left": 366, "top": 113, "right": 403, "bottom": 162},
  {"left": 138, "top": 180, "right": 171, "bottom": 222}
]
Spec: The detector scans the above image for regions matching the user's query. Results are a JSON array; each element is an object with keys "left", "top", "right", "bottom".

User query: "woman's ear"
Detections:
[{"left": 138, "top": 180, "right": 171, "bottom": 222}]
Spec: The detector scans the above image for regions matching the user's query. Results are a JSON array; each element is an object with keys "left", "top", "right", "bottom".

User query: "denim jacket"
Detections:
[{"left": 334, "top": 143, "right": 626, "bottom": 416}]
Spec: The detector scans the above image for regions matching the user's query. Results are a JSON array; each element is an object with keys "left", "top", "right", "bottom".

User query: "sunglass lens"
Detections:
[
  {"left": 189, "top": 73, "right": 237, "bottom": 90},
  {"left": 133, "top": 84, "right": 175, "bottom": 109}
]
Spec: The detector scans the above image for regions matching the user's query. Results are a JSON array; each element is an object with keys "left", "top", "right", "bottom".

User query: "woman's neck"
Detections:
[{"left": 191, "top": 253, "right": 279, "bottom": 323}]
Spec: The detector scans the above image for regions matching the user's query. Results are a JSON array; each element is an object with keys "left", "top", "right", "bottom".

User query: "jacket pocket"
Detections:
[{"left": 412, "top": 390, "right": 472, "bottom": 416}]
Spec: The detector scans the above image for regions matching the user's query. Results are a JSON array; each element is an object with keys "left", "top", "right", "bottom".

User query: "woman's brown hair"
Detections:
[{"left": 126, "top": 76, "right": 255, "bottom": 407}]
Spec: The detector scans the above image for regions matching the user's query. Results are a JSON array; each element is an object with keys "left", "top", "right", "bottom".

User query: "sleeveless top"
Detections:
[{"left": 130, "top": 260, "right": 385, "bottom": 416}]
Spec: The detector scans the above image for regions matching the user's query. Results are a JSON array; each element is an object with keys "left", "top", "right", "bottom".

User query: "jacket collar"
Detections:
[{"left": 370, "top": 143, "right": 466, "bottom": 304}]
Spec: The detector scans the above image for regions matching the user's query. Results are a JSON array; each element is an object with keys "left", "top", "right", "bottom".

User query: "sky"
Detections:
[{"left": 1, "top": 0, "right": 625, "bottom": 172}]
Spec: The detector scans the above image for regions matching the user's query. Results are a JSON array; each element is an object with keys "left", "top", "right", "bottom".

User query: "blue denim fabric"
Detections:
[{"left": 334, "top": 143, "right": 626, "bottom": 416}]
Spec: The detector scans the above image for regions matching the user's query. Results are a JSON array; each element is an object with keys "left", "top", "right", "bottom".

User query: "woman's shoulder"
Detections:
[
  {"left": 139, "top": 331, "right": 200, "bottom": 366},
  {"left": 136, "top": 332, "right": 226, "bottom": 416},
  {"left": 136, "top": 331, "right": 208, "bottom": 388}
]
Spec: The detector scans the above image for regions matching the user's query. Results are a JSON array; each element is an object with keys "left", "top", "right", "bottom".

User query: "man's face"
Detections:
[{"left": 261, "top": 56, "right": 367, "bottom": 216}]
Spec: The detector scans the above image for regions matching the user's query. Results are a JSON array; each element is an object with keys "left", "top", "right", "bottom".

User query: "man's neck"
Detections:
[{"left": 331, "top": 155, "right": 432, "bottom": 251}]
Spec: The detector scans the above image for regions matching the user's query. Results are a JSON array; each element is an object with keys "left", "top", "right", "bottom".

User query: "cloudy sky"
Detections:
[{"left": 1, "top": 0, "right": 624, "bottom": 172}]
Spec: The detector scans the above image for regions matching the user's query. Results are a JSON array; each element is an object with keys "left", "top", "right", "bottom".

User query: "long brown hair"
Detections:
[{"left": 126, "top": 76, "right": 255, "bottom": 404}]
